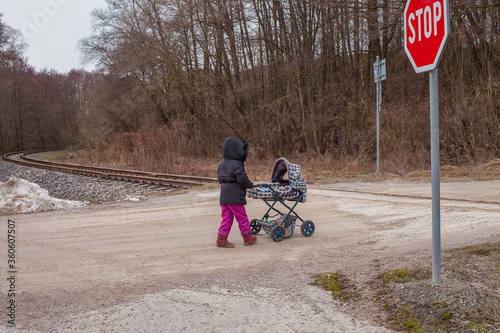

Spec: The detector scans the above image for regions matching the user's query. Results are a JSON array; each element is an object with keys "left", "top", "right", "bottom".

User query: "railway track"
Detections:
[
  {"left": 5, "top": 151, "right": 499, "bottom": 207},
  {"left": 311, "top": 186, "right": 500, "bottom": 206},
  {"left": 3, "top": 151, "right": 218, "bottom": 188}
]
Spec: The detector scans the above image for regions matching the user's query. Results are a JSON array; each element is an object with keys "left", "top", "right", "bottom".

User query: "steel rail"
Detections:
[
  {"left": 3, "top": 151, "right": 218, "bottom": 188},
  {"left": 310, "top": 186, "right": 500, "bottom": 206}
]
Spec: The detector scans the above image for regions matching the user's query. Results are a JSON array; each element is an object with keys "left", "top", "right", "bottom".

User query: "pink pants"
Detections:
[{"left": 218, "top": 204, "right": 252, "bottom": 236}]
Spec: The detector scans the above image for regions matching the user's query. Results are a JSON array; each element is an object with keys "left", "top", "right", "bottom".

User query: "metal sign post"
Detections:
[
  {"left": 429, "top": 68, "right": 441, "bottom": 284},
  {"left": 404, "top": 0, "right": 449, "bottom": 285},
  {"left": 373, "top": 56, "right": 386, "bottom": 173}
]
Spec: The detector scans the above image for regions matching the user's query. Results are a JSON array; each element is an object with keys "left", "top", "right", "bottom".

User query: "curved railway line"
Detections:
[
  {"left": 3, "top": 151, "right": 499, "bottom": 206},
  {"left": 3, "top": 151, "right": 218, "bottom": 188}
]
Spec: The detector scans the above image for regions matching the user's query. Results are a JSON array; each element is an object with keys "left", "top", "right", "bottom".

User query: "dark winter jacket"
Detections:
[{"left": 217, "top": 137, "right": 254, "bottom": 205}]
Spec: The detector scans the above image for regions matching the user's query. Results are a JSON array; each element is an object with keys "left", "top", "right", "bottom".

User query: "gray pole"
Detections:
[
  {"left": 376, "top": 57, "right": 381, "bottom": 173},
  {"left": 429, "top": 68, "right": 441, "bottom": 285}
]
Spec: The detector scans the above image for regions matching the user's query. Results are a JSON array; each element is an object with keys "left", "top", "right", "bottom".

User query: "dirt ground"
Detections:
[{"left": 1, "top": 180, "right": 500, "bottom": 332}]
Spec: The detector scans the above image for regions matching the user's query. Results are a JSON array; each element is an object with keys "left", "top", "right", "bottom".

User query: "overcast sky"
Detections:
[{"left": 1, "top": 0, "right": 107, "bottom": 73}]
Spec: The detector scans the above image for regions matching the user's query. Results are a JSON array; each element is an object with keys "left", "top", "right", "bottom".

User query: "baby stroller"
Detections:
[{"left": 246, "top": 157, "right": 315, "bottom": 242}]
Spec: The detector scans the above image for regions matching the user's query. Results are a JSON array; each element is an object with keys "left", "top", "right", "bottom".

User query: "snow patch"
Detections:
[
  {"left": 124, "top": 195, "right": 141, "bottom": 202},
  {"left": 0, "top": 177, "right": 86, "bottom": 214}
]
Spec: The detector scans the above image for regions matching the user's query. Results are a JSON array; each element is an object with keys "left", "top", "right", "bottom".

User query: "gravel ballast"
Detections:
[{"left": 0, "top": 161, "right": 174, "bottom": 203}]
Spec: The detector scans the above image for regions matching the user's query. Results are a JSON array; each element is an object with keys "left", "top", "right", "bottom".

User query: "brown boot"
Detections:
[
  {"left": 216, "top": 234, "right": 234, "bottom": 248},
  {"left": 242, "top": 233, "right": 257, "bottom": 246}
]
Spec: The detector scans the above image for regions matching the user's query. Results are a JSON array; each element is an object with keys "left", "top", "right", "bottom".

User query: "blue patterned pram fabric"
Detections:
[
  {"left": 247, "top": 158, "right": 307, "bottom": 202},
  {"left": 246, "top": 182, "right": 292, "bottom": 199}
]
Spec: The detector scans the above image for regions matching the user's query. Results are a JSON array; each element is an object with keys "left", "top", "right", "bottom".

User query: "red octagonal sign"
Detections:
[{"left": 404, "top": 0, "right": 450, "bottom": 73}]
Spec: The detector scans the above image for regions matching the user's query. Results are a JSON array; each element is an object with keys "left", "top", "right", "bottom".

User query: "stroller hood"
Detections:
[
  {"left": 247, "top": 157, "right": 307, "bottom": 203},
  {"left": 271, "top": 158, "right": 303, "bottom": 183}
]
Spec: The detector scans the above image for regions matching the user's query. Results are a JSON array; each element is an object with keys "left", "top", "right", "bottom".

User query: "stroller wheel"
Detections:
[
  {"left": 271, "top": 225, "right": 285, "bottom": 242},
  {"left": 249, "top": 219, "right": 261, "bottom": 235},
  {"left": 301, "top": 220, "right": 315, "bottom": 237}
]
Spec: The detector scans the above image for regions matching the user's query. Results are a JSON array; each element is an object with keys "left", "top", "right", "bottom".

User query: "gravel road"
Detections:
[{"left": 1, "top": 161, "right": 499, "bottom": 332}]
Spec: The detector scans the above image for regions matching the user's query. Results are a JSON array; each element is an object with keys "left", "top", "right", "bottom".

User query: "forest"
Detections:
[{"left": 1, "top": 0, "right": 499, "bottom": 174}]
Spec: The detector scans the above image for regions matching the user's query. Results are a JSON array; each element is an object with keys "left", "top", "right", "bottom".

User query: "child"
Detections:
[{"left": 216, "top": 137, "right": 257, "bottom": 248}]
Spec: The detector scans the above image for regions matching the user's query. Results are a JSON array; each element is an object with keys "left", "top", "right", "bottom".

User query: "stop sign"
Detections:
[{"left": 404, "top": 0, "right": 450, "bottom": 73}]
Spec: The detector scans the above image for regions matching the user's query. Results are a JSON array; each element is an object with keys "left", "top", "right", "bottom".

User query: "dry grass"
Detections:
[
  {"left": 375, "top": 242, "right": 500, "bottom": 332},
  {"left": 65, "top": 125, "right": 500, "bottom": 182},
  {"left": 66, "top": 143, "right": 500, "bottom": 183},
  {"left": 310, "top": 242, "right": 500, "bottom": 333},
  {"left": 405, "top": 159, "right": 500, "bottom": 181}
]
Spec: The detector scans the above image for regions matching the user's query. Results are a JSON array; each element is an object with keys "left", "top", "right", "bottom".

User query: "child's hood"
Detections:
[{"left": 222, "top": 137, "right": 248, "bottom": 162}]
